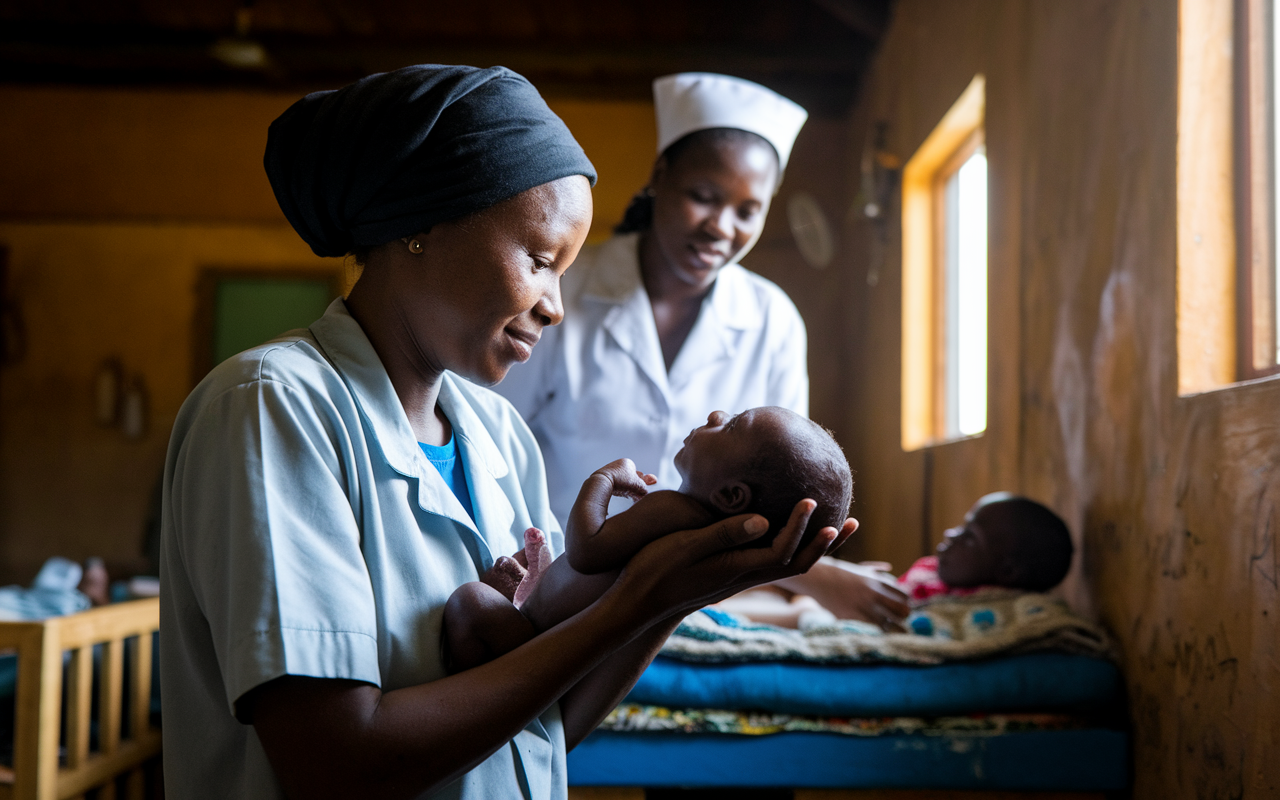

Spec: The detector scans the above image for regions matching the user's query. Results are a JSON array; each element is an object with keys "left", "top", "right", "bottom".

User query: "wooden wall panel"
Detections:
[
  {"left": 843, "top": 0, "right": 1279, "bottom": 796},
  {"left": 0, "top": 87, "right": 654, "bottom": 242}
]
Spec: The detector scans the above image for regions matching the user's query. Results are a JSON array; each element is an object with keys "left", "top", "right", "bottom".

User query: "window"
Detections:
[
  {"left": 1238, "top": 0, "right": 1280, "bottom": 378},
  {"left": 1177, "top": 0, "right": 1280, "bottom": 391},
  {"left": 942, "top": 142, "right": 989, "bottom": 437},
  {"left": 901, "top": 75, "right": 987, "bottom": 450}
]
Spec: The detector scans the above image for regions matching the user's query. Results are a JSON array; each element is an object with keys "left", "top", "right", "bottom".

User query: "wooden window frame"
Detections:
[
  {"left": 1237, "top": 0, "right": 1280, "bottom": 379},
  {"left": 1177, "top": 0, "right": 1280, "bottom": 392},
  {"left": 901, "top": 75, "right": 985, "bottom": 451}
]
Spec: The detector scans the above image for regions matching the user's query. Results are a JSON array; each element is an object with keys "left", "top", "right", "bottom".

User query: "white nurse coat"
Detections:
[
  {"left": 160, "top": 299, "right": 566, "bottom": 800},
  {"left": 497, "top": 232, "right": 808, "bottom": 523}
]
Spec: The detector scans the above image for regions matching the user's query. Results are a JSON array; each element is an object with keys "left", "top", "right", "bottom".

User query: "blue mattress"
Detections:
[
  {"left": 626, "top": 652, "right": 1120, "bottom": 717},
  {"left": 568, "top": 729, "right": 1129, "bottom": 790}
]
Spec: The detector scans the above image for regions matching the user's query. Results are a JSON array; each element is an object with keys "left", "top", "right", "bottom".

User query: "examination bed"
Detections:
[{"left": 568, "top": 604, "right": 1129, "bottom": 795}]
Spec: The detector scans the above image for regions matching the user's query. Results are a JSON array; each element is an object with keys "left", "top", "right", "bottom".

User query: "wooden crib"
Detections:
[{"left": 0, "top": 598, "right": 161, "bottom": 800}]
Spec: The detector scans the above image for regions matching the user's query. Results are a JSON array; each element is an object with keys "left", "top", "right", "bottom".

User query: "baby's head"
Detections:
[
  {"left": 674, "top": 407, "right": 852, "bottom": 547},
  {"left": 936, "top": 492, "right": 1073, "bottom": 592}
]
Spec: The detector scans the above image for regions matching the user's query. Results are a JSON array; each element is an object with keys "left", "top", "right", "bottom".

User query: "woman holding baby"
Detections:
[
  {"left": 498, "top": 72, "right": 910, "bottom": 631},
  {"left": 158, "top": 65, "right": 856, "bottom": 799}
]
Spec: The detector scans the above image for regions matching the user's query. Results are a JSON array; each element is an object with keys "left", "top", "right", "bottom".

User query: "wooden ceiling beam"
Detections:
[{"left": 0, "top": 31, "right": 870, "bottom": 113}]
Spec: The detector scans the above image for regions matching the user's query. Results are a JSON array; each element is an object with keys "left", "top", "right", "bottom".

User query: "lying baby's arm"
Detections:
[{"left": 566, "top": 459, "right": 713, "bottom": 573}]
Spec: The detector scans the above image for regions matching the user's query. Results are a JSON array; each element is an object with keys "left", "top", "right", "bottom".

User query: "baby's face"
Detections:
[
  {"left": 936, "top": 495, "right": 1018, "bottom": 586},
  {"left": 674, "top": 407, "right": 790, "bottom": 506}
]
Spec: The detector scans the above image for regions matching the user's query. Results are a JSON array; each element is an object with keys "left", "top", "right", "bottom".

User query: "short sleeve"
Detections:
[{"left": 168, "top": 377, "right": 380, "bottom": 715}]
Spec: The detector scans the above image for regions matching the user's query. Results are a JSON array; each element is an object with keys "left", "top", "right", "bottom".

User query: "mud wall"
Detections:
[{"left": 840, "top": 1, "right": 1279, "bottom": 796}]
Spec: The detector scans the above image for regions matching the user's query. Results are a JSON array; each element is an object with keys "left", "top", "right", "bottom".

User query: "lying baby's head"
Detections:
[
  {"left": 936, "top": 492, "right": 1073, "bottom": 592},
  {"left": 674, "top": 407, "right": 853, "bottom": 547}
]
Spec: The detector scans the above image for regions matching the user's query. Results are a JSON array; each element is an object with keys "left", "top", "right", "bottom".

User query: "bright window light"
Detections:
[
  {"left": 1273, "top": 0, "right": 1280, "bottom": 364},
  {"left": 943, "top": 147, "right": 988, "bottom": 437}
]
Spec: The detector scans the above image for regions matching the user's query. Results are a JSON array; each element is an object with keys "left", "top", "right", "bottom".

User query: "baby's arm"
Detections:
[
  {"left": 564, "top": 459, "right": 654, "bottom": 572},
  {"left": 523, "top": 494, "right": 716, "bottom": 632},
  {"left": 566, "top": 461, "right": 712, "bottom": 574}
]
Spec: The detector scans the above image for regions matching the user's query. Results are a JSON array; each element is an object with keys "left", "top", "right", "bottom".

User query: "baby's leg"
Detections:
[
  {"left": 517, "top": 554, "right": 619, "bottom": 634},
  {"left": 442, "top": 582, "right": 537, "bottom": 674}
]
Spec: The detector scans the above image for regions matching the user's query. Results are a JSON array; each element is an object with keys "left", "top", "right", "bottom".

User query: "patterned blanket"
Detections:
[
  {"left": 599, "top": 702, "right": 1087, "bottom": 737},
  {"left": 660, "top": 591, "right": 1113, "bottom": 665}
]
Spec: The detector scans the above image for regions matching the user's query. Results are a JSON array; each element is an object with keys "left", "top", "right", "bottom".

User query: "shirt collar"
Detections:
[
  {"left": 581, "top": 233, "right": 764, "bottom": 331},
  {"left": 307, "top": 299, "right": 509, "bottom": 482}
]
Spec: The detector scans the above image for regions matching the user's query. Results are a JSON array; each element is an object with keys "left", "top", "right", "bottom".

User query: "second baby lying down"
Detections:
[{"left": 443, "top": 406, "right": 853, "bottom": 673}]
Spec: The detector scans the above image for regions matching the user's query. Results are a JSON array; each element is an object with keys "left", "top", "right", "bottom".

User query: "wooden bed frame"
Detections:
[{"left": 0, "top": 598, "right": 161, "bottom": 800}]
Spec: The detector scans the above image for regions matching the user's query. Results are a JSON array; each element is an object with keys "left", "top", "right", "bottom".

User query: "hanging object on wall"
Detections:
[
  {"left": 857, "top": 121, "right": 901, "bottom": 220},
  {"left": 92, "top": 358, "right": 149, "bottom": 439},
  {"left": 209, "top": 5, "right": 270, "bottom": 70},
  {"left": 788, "top": 191, "right": 836, "bottom": 269},
  {"left": 93, "top": 359, "right": 123, "bottom": 426},
  {"left": 120, "top": 376, "right": 149, "bottom": 441},
  {"left": 854, "top": 122, "right": 901, "bottom": 287}
]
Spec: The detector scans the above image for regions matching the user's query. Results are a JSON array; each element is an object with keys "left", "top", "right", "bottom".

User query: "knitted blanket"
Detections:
[{"left": 660, "top": 591, "right": 1112, "bottom": 665}]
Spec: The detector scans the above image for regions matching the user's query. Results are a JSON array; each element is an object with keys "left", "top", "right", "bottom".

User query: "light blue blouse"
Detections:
[{"left": 159, "top": 299, "right": 565, "bottom": 800}]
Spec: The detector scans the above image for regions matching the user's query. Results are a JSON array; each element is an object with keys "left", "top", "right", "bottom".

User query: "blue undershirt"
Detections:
[{"left": 419, "top": 435, "right": 476, "bottom": 523}]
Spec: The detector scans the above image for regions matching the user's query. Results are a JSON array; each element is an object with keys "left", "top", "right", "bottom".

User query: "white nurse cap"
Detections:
[{"left": 653, "top": 73, "right": 809, "bottom": 170}]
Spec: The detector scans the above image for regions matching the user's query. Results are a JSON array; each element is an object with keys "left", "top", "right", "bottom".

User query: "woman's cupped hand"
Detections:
[{"left": 609, "top": 499, "right": 857, "bottom": 624}]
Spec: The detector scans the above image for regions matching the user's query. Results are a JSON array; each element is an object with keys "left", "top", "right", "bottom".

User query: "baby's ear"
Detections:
[{"left": 710, "top": 480, "right": 753, "bottom": 515}]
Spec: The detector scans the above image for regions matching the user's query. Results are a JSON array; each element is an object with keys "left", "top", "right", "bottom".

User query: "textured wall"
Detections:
[
  {"left": 0, "top": 86, "right": 655, "bottom": 241},
  {"left": 0, "top": 222, "right": 335, "bottom": 581},
  {"left": 841, "top": 1, "right": 1279, "bottom": 796}
]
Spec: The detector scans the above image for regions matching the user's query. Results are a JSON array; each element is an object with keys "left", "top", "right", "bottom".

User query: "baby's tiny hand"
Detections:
[{"left": 596, "top": 458, "right": 652, "bottom": 500}]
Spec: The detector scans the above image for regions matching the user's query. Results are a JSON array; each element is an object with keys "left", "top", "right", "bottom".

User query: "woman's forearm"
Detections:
[
  {"left": 252, "top": 589, "right": 652, "bottom": 800},
  {"left": 253, "top": 508, "right": 845, "bottom": 799},
  {"left": 558, "top": 614, "right": 683, "bottom": 748}
]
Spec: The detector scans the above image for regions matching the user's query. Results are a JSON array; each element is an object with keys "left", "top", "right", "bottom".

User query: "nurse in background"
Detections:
[{"left": 499, "top": 73, "right": 909, "bottom": 630}]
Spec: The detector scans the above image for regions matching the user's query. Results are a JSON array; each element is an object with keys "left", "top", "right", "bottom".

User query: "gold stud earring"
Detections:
[{"left": 408, "top": 239, "right": 423, "bottom": 254}]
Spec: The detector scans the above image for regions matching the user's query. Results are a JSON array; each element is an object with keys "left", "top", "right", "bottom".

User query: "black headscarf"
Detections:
[{"left": 265, "top": 64, "right": 597, "bottom": 258}]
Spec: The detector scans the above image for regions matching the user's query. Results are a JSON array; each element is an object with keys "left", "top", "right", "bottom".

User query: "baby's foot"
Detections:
[
  {"left": 479, "top": 556, "right": 527, "bottom": 602},
  {"left": 513, "top": 527, "right": 553, "bottom": 609}
]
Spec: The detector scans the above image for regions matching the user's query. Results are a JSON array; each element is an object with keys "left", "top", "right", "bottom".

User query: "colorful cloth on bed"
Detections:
[
  {"left": 898, "top": 555, "right": 988, "bottom": 604},
  {"left": 599, "top": 703, "right": 1087, "bottom": 737},
  {"left": 661, "top": 592, "right": 1112, "bottom": 665}
]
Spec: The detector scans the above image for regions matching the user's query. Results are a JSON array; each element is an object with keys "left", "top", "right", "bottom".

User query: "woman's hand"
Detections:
[
  {"left": 772, "top": 557, "right": 910, "bottom": 631},
  {"left": 555, "top": 500, "right": 853, "bottom": 745},
  {"left": 608, "top": 499, "right": 856, "bottom": 625}
]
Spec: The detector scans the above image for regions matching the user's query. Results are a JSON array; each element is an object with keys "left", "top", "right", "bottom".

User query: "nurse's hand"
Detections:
[
  {"left": 611, "top": 499, "right": 856, "bottom": 622},
  {"left": 771, "top": 558, "right": 910, "bottom": 632}
]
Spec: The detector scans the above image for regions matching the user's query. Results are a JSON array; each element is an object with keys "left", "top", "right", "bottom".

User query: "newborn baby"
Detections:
[
  {"left": 899, "top": 491, "right": 1074, "bottom": 604},
  {"left": 442, "top": 406, "right": 852, "bottom": 673}
]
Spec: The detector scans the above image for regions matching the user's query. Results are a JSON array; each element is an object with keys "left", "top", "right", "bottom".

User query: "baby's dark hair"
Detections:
[
  {"left": 739, "top": 416, "right": 852, "bottom": 548},
  {"left": 993, "top": 496, "right": 1074, "bottom": 591},
  {"left": 615, "top": 127, "right": 780, "bottom": 234}
]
